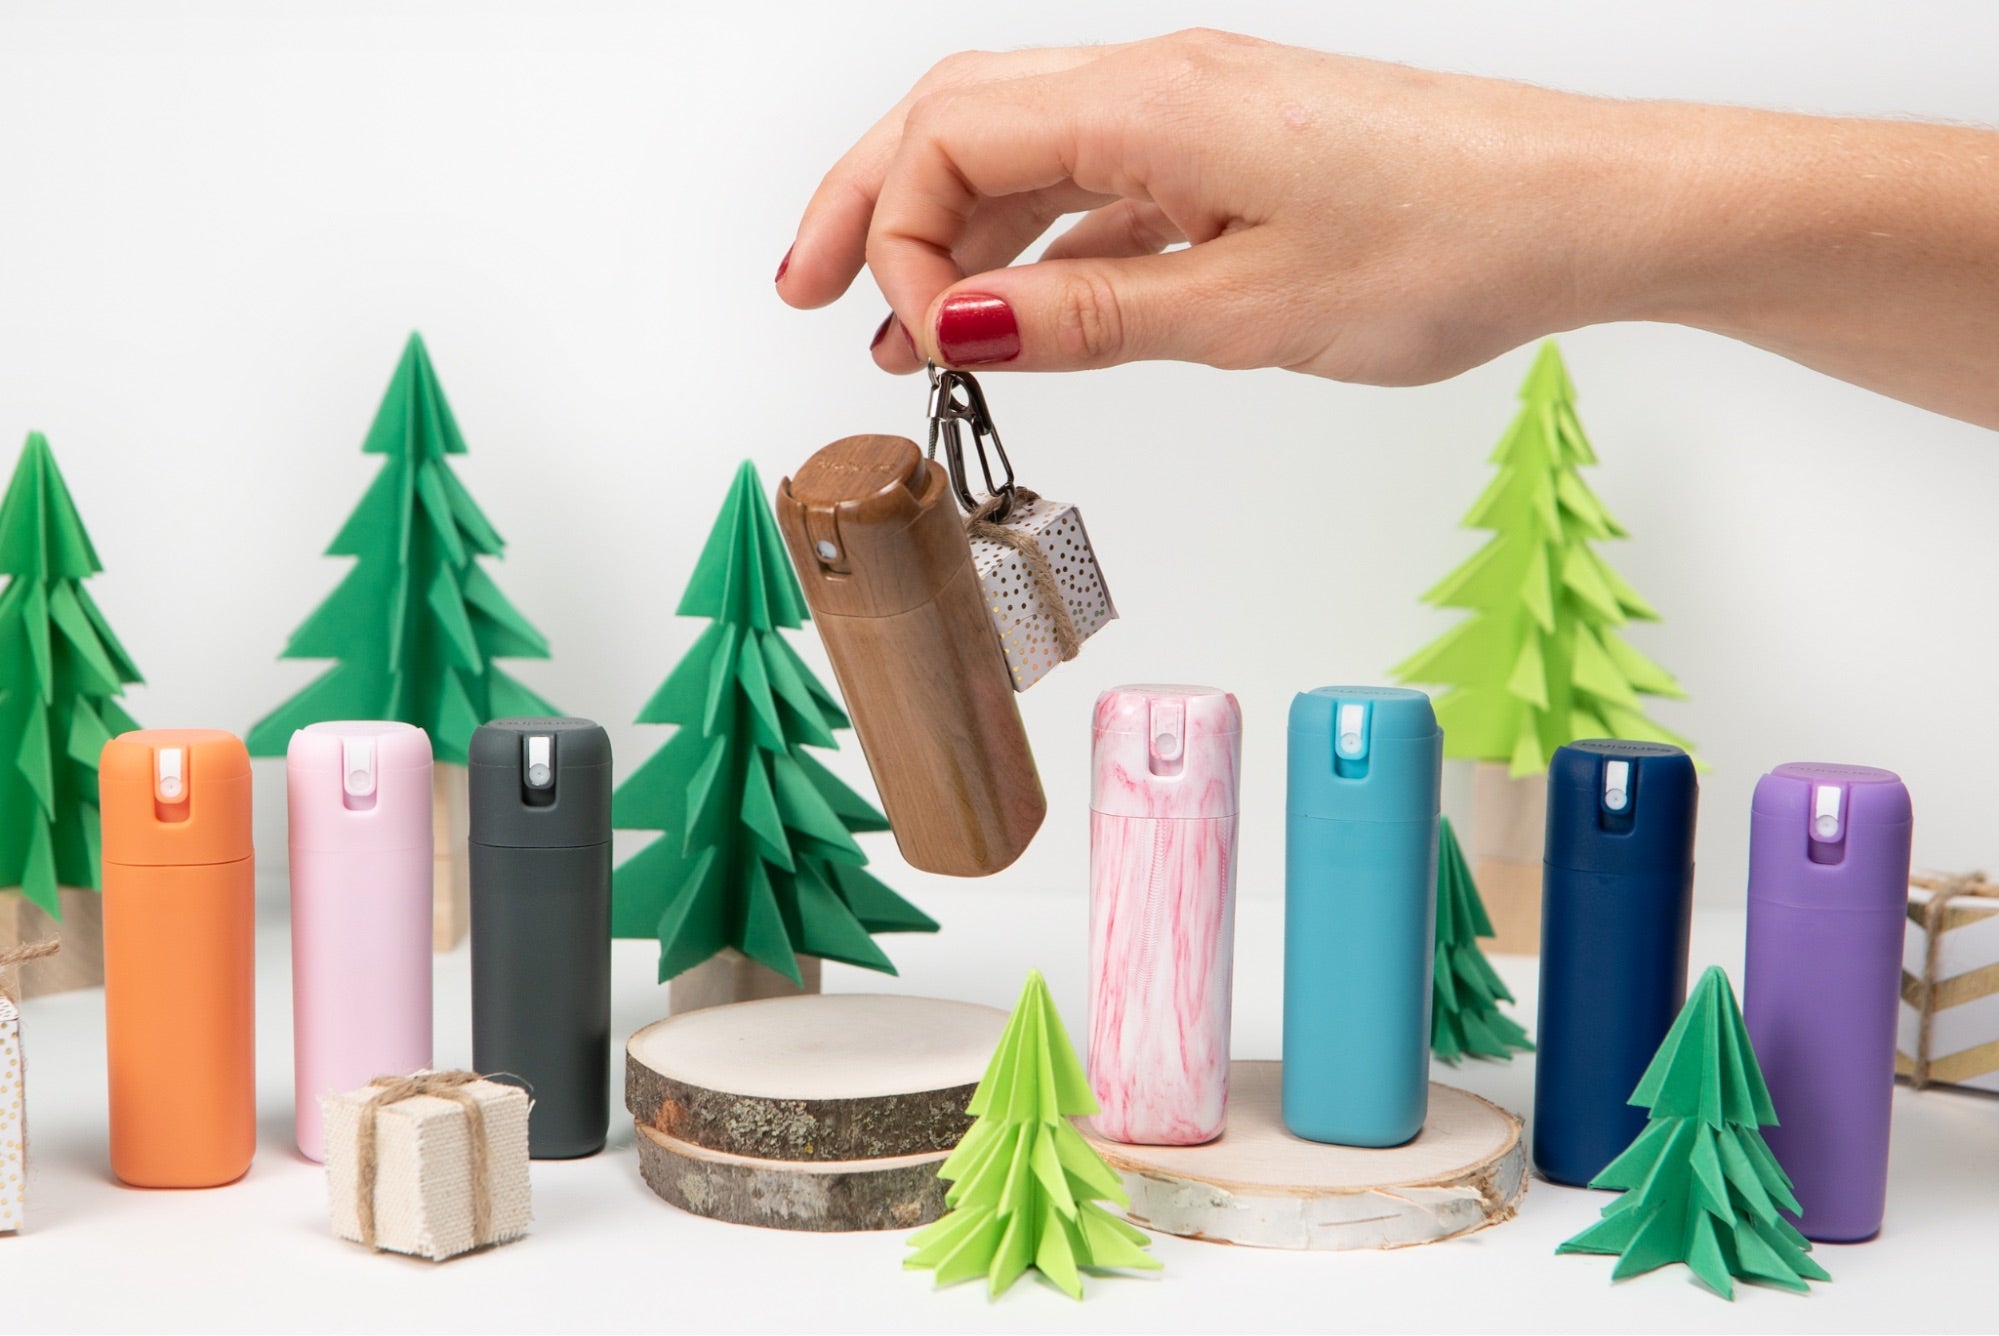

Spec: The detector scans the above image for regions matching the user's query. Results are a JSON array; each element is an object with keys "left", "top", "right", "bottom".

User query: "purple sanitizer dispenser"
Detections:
[{"left": 1743, "top": 762, "right": 1912, "bottom": 1243}]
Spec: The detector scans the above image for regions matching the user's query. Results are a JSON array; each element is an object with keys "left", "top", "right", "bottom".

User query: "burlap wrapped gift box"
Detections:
[{"left": 323, "top": 1071, "right": 531, "bottom": 1260}]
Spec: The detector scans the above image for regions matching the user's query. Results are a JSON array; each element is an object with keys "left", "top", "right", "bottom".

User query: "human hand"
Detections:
[{"left": 774, "top": 29, "right": 1669, "bottom": 386}]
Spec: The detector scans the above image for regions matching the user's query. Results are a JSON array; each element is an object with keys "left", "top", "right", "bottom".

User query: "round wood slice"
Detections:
[
  {"left": 625, "top": 993, "right": 1007, "bottom": 1161},
  {"left": 633, "top": 1122, "right": 950, "bottom": 1232},
  {"left": 1083, "top": 1061, "right": 1526, "bottom": 1251}
]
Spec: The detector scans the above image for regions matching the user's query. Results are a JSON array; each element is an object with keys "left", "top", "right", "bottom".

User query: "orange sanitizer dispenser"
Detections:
[{"left": 101, "top": 729, "right": 256, "bottom": 1187}]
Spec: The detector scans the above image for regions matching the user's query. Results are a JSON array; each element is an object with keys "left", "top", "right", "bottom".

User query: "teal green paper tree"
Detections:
[
  {"left": 246, "top": 333, "right": 557, "bottom": 764},
  {"left": 1558, "top": 966, "right": 1829, "bottom": 1299},
  {"left": 610, "top": 461, "right": 935, "bottom": 985},
  {"left": 0, "top": 433, "right": 142, "bottom": 916},
  {"left": 906, "top": 970, "right": 1159, "bottom": 1299},
  {"left": 1394, "top": 341, "right": 1692, "bottom": 776},
  {"left": 1432, "top": 817, "right": 1532, "bottom": 1063}
]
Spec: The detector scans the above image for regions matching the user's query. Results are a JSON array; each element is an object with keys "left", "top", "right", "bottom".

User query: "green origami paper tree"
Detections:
[
  {"left": 1557, "top": 965, "right": 1830, "bottom": 1300},
  {"left": 1432, "top": 817, "right": 1532, "bottom": 1063},
  {"left": 610, "top": 460, "right": 935, "bottom": 985},
  {"left": 906, "top": 969, "right": 1159, "bottom": 1300},
  {"left": 246, "top": 333, "right": 557, "bottom": 765},
  {"left": 0, "top": 434, "right": 144, "bottom": 916},
  {"left": 1394, "top": 341, "right": 1693, "bottom": 777}
]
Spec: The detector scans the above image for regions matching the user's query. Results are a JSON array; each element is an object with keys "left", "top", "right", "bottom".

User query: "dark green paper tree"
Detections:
[
  {"left": 1394, "top": 341, "right": 1693, "bottom": 776},
  {"left": 610, "top": 461, "right": 935, "bottom": 986},
  {"left": 246, "top": 333, "right": 557, "bottom": 764},
  {"left": 1431, "top": 817, "right": 1532, "bottom": 1063},
  {"left": 1558, "top": 965, "right": 1830, "bottom": 1299},
  {"left": 0, "top": 433, "right": 143, "bottom": 916},
  {"left": 906, "top": 969, "right": 1159, "bottom": 1299}
]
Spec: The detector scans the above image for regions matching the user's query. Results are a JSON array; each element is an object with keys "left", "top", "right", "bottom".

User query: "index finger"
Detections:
[
  {"left": 867, "top": 62, "right": 1150, "bottom": 350},
  {"left": 778, "top": 44, "right": 1120, "bottom": 310}
]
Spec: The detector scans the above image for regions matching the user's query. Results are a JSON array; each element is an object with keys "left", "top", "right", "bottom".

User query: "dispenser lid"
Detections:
[
  {"left": 1092, "top": 685, "right": 1241, "bottom": 818},
  {"left": 1287, "top": 686, "right": 1440, "bottom": 822},
  {"left": 1750, "top": 762, "right": 1911, "bottom": 906},
  {"left": 100, "top": 729, "right": 253, "bottom": 866},
  {"left": 468, "top": 718, "right": 612, "bottom": 848},
  {"left": 289, "top": 721, "right": 432, "bottom": 775},
  {"left": 787, "top": 435, "right": 926, "bottom": 507},
  {"left": 1753, "top": 762, "right": 1910, "bottom": 842},
  {"left": 1544, "top": 739, "right": 1697, "bottom": 873},
  {"left": 287, "top": 722, "right": 434, "bottom": 852}
]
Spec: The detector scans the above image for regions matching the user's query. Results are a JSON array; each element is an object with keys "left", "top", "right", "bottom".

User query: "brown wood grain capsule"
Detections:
[{"left": 776, "top": 435, "right": 1044, "bottom": 876}]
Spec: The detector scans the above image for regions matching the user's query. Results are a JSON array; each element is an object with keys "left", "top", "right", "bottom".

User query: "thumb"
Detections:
[{"left": 919, "top": 237, "right": 1292, "bottom": 373}]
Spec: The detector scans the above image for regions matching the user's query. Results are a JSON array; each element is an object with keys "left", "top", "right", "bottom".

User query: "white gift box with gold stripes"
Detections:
[{"left": 1898, "top": 875, "right": 1999, "bottom": 1093}]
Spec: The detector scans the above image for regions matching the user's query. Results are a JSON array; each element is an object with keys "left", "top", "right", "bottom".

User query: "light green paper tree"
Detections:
[
  {"left": 610, "top": 461, "right": 935, "bottom": 985},
  {"left": 1557, "top": 965, "right": 1829, "bottom": 1299},
  {"left": 1394, "top": 341, "right": 1692, "bottom": 777},
  {"left": 1432, "top": 817, "right": 1532, "bottom": 1063},
  {"left": 0, "top": 433, "right": 143, "bottom": 916},
  {"left": 246, "top": 333, "right": 557, "bottom": 765},
  {"left": 906, "top": 969, "right": 1160, "bottom": 1300}
]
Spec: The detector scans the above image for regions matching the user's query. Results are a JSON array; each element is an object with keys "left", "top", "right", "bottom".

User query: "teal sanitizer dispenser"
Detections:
[{"left": 1281, "top": 686, "right": 1442, "bottom": 1147}]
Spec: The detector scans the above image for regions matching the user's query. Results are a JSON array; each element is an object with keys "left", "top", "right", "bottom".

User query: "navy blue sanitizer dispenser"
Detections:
[
  {"left": 1282, "top": 686, "right": 1442, "bottom": 1148},
  {"left": 1533, "top": 739, "right": 1698, "bottom": 1187}
]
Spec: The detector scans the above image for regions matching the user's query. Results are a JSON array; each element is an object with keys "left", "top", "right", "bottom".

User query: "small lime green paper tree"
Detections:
[
  {"left": 610, "top": 461, "right": 935, "bottom": 985},
  {"left": 1432, "top": 818, "right": 1532, "bottom": 1063},
  {"left": 907, "top": 970, "right": 1159, "bottom": 1299},
  {"left": 246, "top": 334, "right": 557, "bottom": 764},
  {"left": 0, "top": 433, "right": 143, "bottom": 916},
  {"left": 1558, "top": 966, "right": 1829, "bottom": 1299},
  {"left": 1395, "top": 341, "right": 1692, "bottom": 776}
]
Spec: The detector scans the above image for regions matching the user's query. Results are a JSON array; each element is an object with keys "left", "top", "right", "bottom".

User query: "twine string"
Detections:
[
  {"left": 1, "top": 937, "right": 61, "bottom": 1004},
  {"left": 0, "top": 938, "right": 61, "bottom": 970},
  {"left": 354, "top": 1070, "right": 493, "bottom": 1250},
  {"left": 1907, "top": 870, "right": 1998, "bottom": 1088},
  {"left": 965, "top": 488, "right": 1083, "bottom": 663}
]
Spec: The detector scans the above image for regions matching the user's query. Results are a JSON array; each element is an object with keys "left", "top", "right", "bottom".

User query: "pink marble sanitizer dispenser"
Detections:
[{"left": 1088, "top": 685, "right": 1242, "bottom": 1146}]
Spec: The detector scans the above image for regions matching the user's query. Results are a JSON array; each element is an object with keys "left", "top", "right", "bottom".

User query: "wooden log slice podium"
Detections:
[
  {"left": 625, "top": 993, "right": 1007, "bottom": 1231},
  {"left": 1083, "top": 1061, "right": 1526, "bottom": 1251}
]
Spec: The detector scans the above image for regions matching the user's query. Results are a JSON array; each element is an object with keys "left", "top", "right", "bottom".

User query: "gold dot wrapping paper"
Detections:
[
  {"left": 969, "top": 494, "right": 1117, "bottom": 691},
  {"left": 1, "top": 996, "right": 23, "bottom": 1233}
]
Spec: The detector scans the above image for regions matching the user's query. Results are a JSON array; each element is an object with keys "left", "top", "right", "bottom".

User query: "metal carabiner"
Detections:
[{"left": 925, "top": 362, "right": 1016, "bottom": 521}]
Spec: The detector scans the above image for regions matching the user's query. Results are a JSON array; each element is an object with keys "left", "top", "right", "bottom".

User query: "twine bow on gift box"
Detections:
[
  {"left": 353, "top": 1070, "right": 494, "bottom": 1250},
  {"left": 1906, "top": 871, "right": 1999, "bottom": 1088},
  {"left": 965, "top": 490, "right": 1084, "bottom": 664}
]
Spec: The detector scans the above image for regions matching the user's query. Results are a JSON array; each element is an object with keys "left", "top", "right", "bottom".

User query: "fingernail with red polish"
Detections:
[
  {"left": 869, "top": 314, "right": 893, "bottom": 350},
  {"left": 775, "top": 246, "right": 793, "bottom": 283},
  {"left": 936, "top": 293, "right": 1019, "bottom": 365}
]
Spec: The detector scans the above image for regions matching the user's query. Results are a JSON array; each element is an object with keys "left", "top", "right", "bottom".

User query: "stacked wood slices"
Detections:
[{"left": 624, "top": 993, "right": 1007, "bottom": 1232}]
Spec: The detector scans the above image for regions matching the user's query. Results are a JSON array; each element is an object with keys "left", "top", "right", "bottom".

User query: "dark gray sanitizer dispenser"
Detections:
[{"left": 469, "top": 717, "right": 613, "bottom": 1159}]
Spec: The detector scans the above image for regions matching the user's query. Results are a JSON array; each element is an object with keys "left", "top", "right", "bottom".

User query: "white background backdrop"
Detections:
[{"left": 3, "top": 0, "right": 1996, "bottom": 919}]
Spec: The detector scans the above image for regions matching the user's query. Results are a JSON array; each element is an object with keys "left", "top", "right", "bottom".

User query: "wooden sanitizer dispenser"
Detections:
[{"left": 776, "top": 435, "right": 1044, "bottom": 876}]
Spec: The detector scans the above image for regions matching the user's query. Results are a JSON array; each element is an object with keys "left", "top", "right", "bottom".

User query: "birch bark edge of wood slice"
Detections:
[
  {"left": 1083, "top": 1061, "right": 1526, "bottom": 1251},
  {"left": 625, "top": 993, "right": 1007, "bottom": 1162},
  {"left": 633, "top": 1122, "right": 950, "bottom": 1232}
]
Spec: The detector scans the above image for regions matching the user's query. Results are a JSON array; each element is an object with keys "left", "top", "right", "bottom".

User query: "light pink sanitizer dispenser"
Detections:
[
  {"left": 287, "top": 721, "right": 434, "bottom": 1160},
  {"left": 1087, "top": 685, "right": 1242, "bottom": 1146}
]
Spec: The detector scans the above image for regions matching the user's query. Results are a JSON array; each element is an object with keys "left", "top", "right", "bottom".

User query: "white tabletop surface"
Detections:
[{"left": 7, "top": 890, "right": 1994, "bottom": 1334}]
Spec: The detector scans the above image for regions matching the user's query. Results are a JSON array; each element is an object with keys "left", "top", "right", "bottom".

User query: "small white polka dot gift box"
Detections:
[
  {"left": 968, "top": 494, "right": 1116, "bottom": 691},
  {"left": 1, "top": 996, "right": 24, "bottom": 1233}
]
